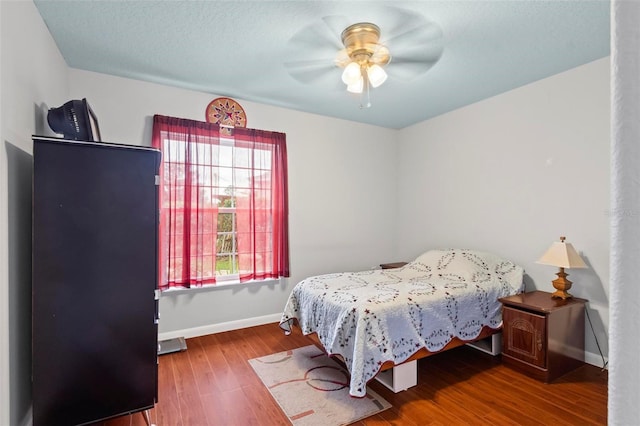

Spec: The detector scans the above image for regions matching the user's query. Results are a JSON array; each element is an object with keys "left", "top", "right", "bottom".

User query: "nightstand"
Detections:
[
  {"left": 499, "top": 291, "right": 586, "bottom": 382},
  {"left": 380, "top": 262, "right": 408, "bottom": 269}
]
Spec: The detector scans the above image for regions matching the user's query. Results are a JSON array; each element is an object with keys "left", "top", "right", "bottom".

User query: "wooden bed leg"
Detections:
[{"left": 375, "top": 360, "right": 418, "bottom": 393}]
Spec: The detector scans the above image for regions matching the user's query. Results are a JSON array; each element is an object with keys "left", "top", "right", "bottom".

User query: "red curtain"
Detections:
[
  {"left": 152, "top": 115, "right": 221, "bottom": 289},
  {"left": 234, "top": 127, "right": 290, "bottom": 282},
  {"left": 152, "top": 115, "right": 289, "bottom": 289}
]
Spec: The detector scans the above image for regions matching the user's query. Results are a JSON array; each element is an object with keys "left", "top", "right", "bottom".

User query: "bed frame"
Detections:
[{"left": 301, "top": 324, "right": 502, "bottom": 393}]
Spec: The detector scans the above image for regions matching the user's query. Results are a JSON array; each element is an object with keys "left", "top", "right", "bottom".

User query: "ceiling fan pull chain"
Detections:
[{"left": 360, "top": 68, "right": 372, "bottom": 109}]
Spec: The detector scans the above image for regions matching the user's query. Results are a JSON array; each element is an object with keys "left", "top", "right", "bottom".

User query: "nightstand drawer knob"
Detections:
[{"left": 537, "top": 335, "right": 543, "bottom": 351}]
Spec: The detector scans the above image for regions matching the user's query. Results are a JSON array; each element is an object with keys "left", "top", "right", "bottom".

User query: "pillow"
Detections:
[{"left": 412, "top": 248, "right": 524, "bottom": 293}]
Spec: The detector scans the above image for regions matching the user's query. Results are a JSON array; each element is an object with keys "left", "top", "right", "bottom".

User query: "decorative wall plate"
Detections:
[{"left": 206, "top": 97, "right": 247, "bottom": 134}]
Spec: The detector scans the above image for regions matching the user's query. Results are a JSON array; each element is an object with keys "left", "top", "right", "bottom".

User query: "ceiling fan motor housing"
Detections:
[{"left": 340, "top": 22, "right": 390, "bottom": 66}]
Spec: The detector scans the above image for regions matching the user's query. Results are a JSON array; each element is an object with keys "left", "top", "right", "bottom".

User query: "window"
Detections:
[{"left": 152, "top": 115, "right": 289, "bottom": 289}]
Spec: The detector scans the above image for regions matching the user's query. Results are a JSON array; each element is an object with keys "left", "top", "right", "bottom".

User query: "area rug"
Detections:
[{"left": 249, "top": 345, "right": 391, "bottom": 426}]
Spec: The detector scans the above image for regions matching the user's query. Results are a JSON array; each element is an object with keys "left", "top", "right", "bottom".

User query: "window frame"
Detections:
[{"left": 215, "top": 205, "right": 239, "bottom": 282}]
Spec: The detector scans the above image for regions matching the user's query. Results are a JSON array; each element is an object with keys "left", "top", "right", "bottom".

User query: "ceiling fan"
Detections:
[
  {"left": 334, "top": 22, "right": 391, "bottom": 94},
  {"left": 284, "top": 7, "right": 444, "bottom": 107}
]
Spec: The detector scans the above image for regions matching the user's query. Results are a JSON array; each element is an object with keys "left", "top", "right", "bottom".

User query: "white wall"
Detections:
[
  {"left": 0, "top": 1, "right": 70, "bottom": 424},
  {"left": 67, "top": 69, "right": 399, "bottom": 337},
  {"left": 397, "top": 57, "right": 610, "bottom": 366}
]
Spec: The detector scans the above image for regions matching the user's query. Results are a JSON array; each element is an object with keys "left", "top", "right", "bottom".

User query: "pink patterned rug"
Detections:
[{"left": 249, "top": 345, "right": 391, "bottom": 425}]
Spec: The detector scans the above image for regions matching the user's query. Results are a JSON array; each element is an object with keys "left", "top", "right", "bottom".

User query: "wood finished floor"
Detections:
[{"left": 96, "top": 323, "right": 608, "bottom": 426}]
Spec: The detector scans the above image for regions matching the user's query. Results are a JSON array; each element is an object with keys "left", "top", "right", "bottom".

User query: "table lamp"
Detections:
[{"left": 536, "top": 236, "right": 587, "bottom": 299}]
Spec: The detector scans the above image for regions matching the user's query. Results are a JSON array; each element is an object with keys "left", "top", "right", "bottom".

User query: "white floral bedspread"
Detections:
[{"left": 279, "top": 249, "right": 524, "bottom": 397}]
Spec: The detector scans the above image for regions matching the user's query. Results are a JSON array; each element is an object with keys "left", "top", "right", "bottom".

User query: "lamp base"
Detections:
[
  {"left": 551, "top": 289, "right": 573, "bottom": 299},
  {"left": 551, "top": 268, "right": 573, "bottom": 299}
]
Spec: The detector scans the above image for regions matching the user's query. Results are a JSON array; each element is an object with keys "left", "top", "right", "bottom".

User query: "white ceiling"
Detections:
[{"left": 33, "top": 0, "right": 610, "bottom": 129}]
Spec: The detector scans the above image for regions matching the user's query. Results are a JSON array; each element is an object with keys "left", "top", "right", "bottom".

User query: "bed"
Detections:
[{"left": 279, "top": 249, "right": 524, "bottom": 397}]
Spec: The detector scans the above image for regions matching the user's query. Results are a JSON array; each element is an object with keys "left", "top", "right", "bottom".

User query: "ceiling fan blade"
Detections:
[
  {"left": 287, "top": 15, "right": 347, "bottom": 57},
  {"left": 390, "top": 52, "right": 442, "bottom": 66},
  {"left": 390, "top": 40, "right": 444, "bottom": 65},
  {"left": 376, "top": 6, "right": 429, "bottom": 39},
  {"left": 384, "top": 22, "right": 444, "bottom": 80},
  {"left": 320, "top": 15, "right": 352, "bottom": 42},
  {"left": 283, "top": 59, "right": 342, "bottom": 88},
  {"left": 284, "top": 15, "right": 353, "bottom": 87},
  {"left": 386, "top": 59, "right": 440, "bottom": 80},
  {"left": 384, "top": 23, "right": 443, "bottom": 51},
  {"left": 387, "top": 49, "right": 443, "bottom": 80}
]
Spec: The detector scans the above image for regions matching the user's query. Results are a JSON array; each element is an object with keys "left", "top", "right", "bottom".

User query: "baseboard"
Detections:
[
  {"left": 157, "top": 313, "right": 282, "bottom": 341},
  {"left": 585, "top": 351, "right": 608, "bottom": 370}
]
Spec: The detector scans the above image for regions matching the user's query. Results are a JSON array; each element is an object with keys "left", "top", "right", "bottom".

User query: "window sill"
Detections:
[{"left": 160, "top": 277, "right": 282, "bottom": 295}]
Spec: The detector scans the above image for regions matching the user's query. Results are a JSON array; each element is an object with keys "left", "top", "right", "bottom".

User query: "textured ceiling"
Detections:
[{"left": 34, "top": 0, "right": 610, "bottom": 129}]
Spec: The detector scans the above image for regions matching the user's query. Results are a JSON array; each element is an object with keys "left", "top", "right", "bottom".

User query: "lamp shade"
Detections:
[
  {"left": 367, "top": 64, "right": 387, "bottom": 88},
  {"left": 341, "top": 62, "right": 361, "bottom": 85},
  {"left": 536, "top": 237, "right": 587, "bottom": 269},
  {"left": 347, "top": 75, "right": 364, "bottom": 93}
]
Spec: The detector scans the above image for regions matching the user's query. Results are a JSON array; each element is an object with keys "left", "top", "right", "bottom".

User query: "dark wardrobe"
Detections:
[{"left": 32, "top": 136, "right": 161, "bottom": 425}]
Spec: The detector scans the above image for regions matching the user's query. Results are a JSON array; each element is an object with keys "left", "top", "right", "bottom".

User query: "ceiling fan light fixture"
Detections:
[
  {"left": 347, "top": 75, "right": 364, "bottom": 94},
  {"left": 342, "top": 61, "right": 362, "bottom": 85},
  {"left": 336, "top": 22, "right": 392, "bottom": 100},
  {"left": 367, "top": 64, "right": 387, "bottom": 88}
]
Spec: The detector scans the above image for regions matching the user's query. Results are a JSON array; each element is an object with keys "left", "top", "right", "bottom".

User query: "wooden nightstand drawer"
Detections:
[
  {"left": 499, "top": 291, "right": 586, "bottom": 382},
  {"left": 502, "top": 306, "right": 546, "bottom": 368}
]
